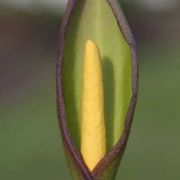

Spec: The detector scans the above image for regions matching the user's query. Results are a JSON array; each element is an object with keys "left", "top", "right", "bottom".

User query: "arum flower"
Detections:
[{"left": 56, "top": 0, "right": 138, "bottom": 179}]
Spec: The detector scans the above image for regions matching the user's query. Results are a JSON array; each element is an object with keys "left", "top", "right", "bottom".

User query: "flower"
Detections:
[{"left": 56, "top": 0, "right": 138, "bottom": 179}]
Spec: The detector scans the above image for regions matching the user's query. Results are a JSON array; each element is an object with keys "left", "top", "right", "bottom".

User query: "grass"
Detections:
[{"left": 0, "top": 44, "right": 180, "bottom": 179}]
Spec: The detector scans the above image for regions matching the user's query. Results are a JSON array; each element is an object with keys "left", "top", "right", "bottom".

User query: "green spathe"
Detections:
[{"left": 57, "top": 0, "right": 138, "bottom": 179}]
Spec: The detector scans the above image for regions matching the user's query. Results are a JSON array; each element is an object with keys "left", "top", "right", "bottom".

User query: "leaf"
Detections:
[{"left": 56, "top": 0, "right": 138, "bottom": 179}]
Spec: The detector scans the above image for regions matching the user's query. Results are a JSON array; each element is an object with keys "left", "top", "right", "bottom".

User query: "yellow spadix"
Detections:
[{"left": 81, "top": 40, "right": 106, "bottom": 171}]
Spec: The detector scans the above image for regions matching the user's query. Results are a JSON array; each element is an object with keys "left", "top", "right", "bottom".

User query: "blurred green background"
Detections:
[{"left": 0, "top": 0, "right": 180, "bottom": 179}]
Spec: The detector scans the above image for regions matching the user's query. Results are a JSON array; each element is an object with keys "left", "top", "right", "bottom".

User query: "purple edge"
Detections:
[{"left": 56, "top": 0, "right": 138, "bottom": 179}]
